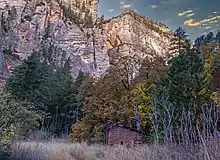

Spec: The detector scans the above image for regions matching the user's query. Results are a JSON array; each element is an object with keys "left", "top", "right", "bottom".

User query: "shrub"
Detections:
[{"left": 0, "top": 89, "right": 43, "bottom": 156}]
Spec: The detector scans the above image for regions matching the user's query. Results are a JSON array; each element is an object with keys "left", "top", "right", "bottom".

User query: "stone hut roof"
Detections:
[{"left": 104, "top": 122, "right": 144, "bottom": 134}]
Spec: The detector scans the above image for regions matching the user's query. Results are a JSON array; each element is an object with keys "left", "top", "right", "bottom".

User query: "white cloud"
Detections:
[
  {"left": 120, "top": 1, "right": 132, "bottom": 9},
  {"left": 178, "top": 10, "right": 193, "bottom": 16},
  {"left": 186, "top": 13, "right": 195, "bottom": 17},
  {"left": 149, "top": 5, "right": 158, "bottom": 9},
  {"left": 121, "top": 4, "right": 132, "bottom": 8},
  {"left": 209, "top": 20, "right": 218, "bottom": 24},
  {"left": 108, "top": 9, "right": 115, "bottom": 12}
]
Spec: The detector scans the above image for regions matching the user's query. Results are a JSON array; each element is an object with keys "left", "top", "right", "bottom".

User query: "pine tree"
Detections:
[
  {"left": 6, "top": 51, "right": 43, "bottom": 101},
  {"left": 174, "top": 27, "right": 188, "bottom": 53},
  {"left": 216, "top": 30, "right": 220, "bottom": 44},
  {"left": 155, "top": 48, "right": 206, "bottom": 108},
  {"left": 6, "top": 50, "right": 84, "bottom": 135},
  {"left": 194, "top": 35, "right": 205, "bottom": 49},
  {"left": 205, "top": 32, "right": 214, "bottom": 43},
  {"left": 168, "top": 27, "right": 189, "bottom": 60},
  {"left": 72, "top": 70, "right": 85, "bottom": 122}
]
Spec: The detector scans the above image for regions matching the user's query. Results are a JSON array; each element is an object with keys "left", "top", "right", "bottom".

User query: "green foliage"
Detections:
[
  {"left": 0, "top": 89, "right": 43, "bottom": 156},
  {"left": 201, "top": 44, "right": 220, "bottom": 104},
  {"left": 72, "top": 56, "right": 168, "bottom": 141},
  {"left": 148, "top": 42, "right": 220, "bottom": 142},
  {"left": 155, "top": 49, "right": 207, "bottom": 107},
  {"left": 72, "top": 64, "right": 137, "bottom": 140},
  {"left": 6, "top": 49, "right": 85, "bottom": 135}
]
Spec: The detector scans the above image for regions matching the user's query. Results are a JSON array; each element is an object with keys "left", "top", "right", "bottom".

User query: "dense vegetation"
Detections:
[
  {"left": 1, "top": 27, "right": 220, "bottom": 158},
  {"left": 6, "top": 50, "right": 85, "bottom": 135}
]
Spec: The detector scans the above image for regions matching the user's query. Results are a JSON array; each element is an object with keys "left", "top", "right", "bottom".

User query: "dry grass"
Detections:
[{"left": 9, "top": 138, "right": 220, "bottom": 160}]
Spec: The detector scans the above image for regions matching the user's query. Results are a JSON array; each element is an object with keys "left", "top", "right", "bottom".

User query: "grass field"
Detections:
[{"left": 8, "top": 138, "right": 220, "bottom": 160}]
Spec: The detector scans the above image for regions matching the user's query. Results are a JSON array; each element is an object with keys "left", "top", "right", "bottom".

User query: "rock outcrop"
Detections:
[
  {"left": 103, "top": 10, "right": 173, "bottom": 66},
  {"left": 0, "top": 0, "right": 108, "bottom": 77},
  {"left": 0, "top": 0, "right": 175, "bottom": 78},
  {"left": 61, "top": 0, "right": 98, "bottom": 23}
]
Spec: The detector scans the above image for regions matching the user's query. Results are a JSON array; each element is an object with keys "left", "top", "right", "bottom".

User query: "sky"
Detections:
[{"left": 98, "top": 0, "right": 220, "bottom": 40}]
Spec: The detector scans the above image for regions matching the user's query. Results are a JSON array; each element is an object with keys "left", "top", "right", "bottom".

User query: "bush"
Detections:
[{"left": 0, "top": 89, "right": 44, "bottom": 156}]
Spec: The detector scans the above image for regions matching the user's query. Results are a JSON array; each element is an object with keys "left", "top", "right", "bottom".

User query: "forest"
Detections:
[{"left": 1, "top": 28, "right": 220, "bottom": 159}]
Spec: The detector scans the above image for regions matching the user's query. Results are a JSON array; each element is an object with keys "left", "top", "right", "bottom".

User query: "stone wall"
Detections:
[
  {"left": 107, "top": 126, "right": 142, "bottom": 147},
  {"left": 212, "top": 69, "right": 220, "bottom": 90}
]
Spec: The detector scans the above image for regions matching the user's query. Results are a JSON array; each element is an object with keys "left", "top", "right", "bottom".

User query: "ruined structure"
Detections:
[{"left": 104, "top": 123, "right": 143, "bottom": 147}]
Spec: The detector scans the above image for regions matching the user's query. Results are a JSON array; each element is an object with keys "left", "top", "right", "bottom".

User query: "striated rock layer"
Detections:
[
  {"left": 104, "top": 10, "right": 173, "bottom": 65},
  {"left": 0, "top": 0, "right": 108, "bottom": 77},
  {"left": 0, "top": 0, "right": 175, "bottom": 78}
]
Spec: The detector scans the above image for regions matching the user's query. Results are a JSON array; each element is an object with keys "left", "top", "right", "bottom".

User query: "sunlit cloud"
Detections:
[
  {"left": 178, "top": 10, "right": 193, "bottom": 16},
  {"left": 121, "top": 4, "right": 132, "bottom": 8},
  {"left": 186, "top": 13, "right": 195, "bottom": 17},
  {"left": 184, "top": 15, "right": 220, "bottom": 26},
  {"left": 119, "top": 1, "right": 132, "bottom": 9}
]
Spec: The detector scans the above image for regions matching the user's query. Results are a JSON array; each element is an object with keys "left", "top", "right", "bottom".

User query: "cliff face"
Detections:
[
  {"left": 0, "top": 0, "right": 108, "bottom": 77},
  {"left": 103, "top": 10, "right": 173, "bottom": 67},
  {"left": 61, "top": 0, "right": 98, "bottom": 23},
  {"left": 0, "top": 0, "right": 175, "bottom": 78}
]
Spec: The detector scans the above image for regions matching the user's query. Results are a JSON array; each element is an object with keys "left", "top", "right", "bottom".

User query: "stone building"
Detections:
[
  {"left": 104, "top": 123, "right": 143, "bottom": 147},
  {"left": 212, "top": 69, "right": 220, "bottom": 90}
]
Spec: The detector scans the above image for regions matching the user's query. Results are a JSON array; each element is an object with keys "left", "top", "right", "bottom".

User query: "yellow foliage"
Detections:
[
  {"left": 71, "top": 122, "right": 92, "bottom": 142},
  {"left": 131, "top": 83, "right": 153, "bottom": 132},
  {"left": 211, "top": 91, "right": 220, "bottom": 105},
  {"left": 201, "top": 44, "right": 220, "bottom": 104}
]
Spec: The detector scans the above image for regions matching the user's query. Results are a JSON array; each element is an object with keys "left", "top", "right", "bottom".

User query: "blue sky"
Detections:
[{"left": 98, "top": 0, "right": 220, "bottom": 40}]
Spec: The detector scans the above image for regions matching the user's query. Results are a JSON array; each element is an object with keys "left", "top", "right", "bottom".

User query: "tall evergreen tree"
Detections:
[
  {"left": 205, "top": 32, "right": 214, "bottom": 43},
  {"left": 155, "top": 48, "right": 207, "bottom": 109},
  {"left": 6, "top": 51, "right": 43, "bottom": 101},
  {"left": 6, "top": 51, "right": 85, "bottom": 135},
  {"left": 216, "top": 30, "right": 220, "bottom": 44},
  {"left": 169, "top": 27, "right": 189, "bottom": 61},
  {"left": 174, "top": 27, "right": 188, "bottom": 53},
  {"left": 194, "top": 35, "right": 205, "bottom": 49}
]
